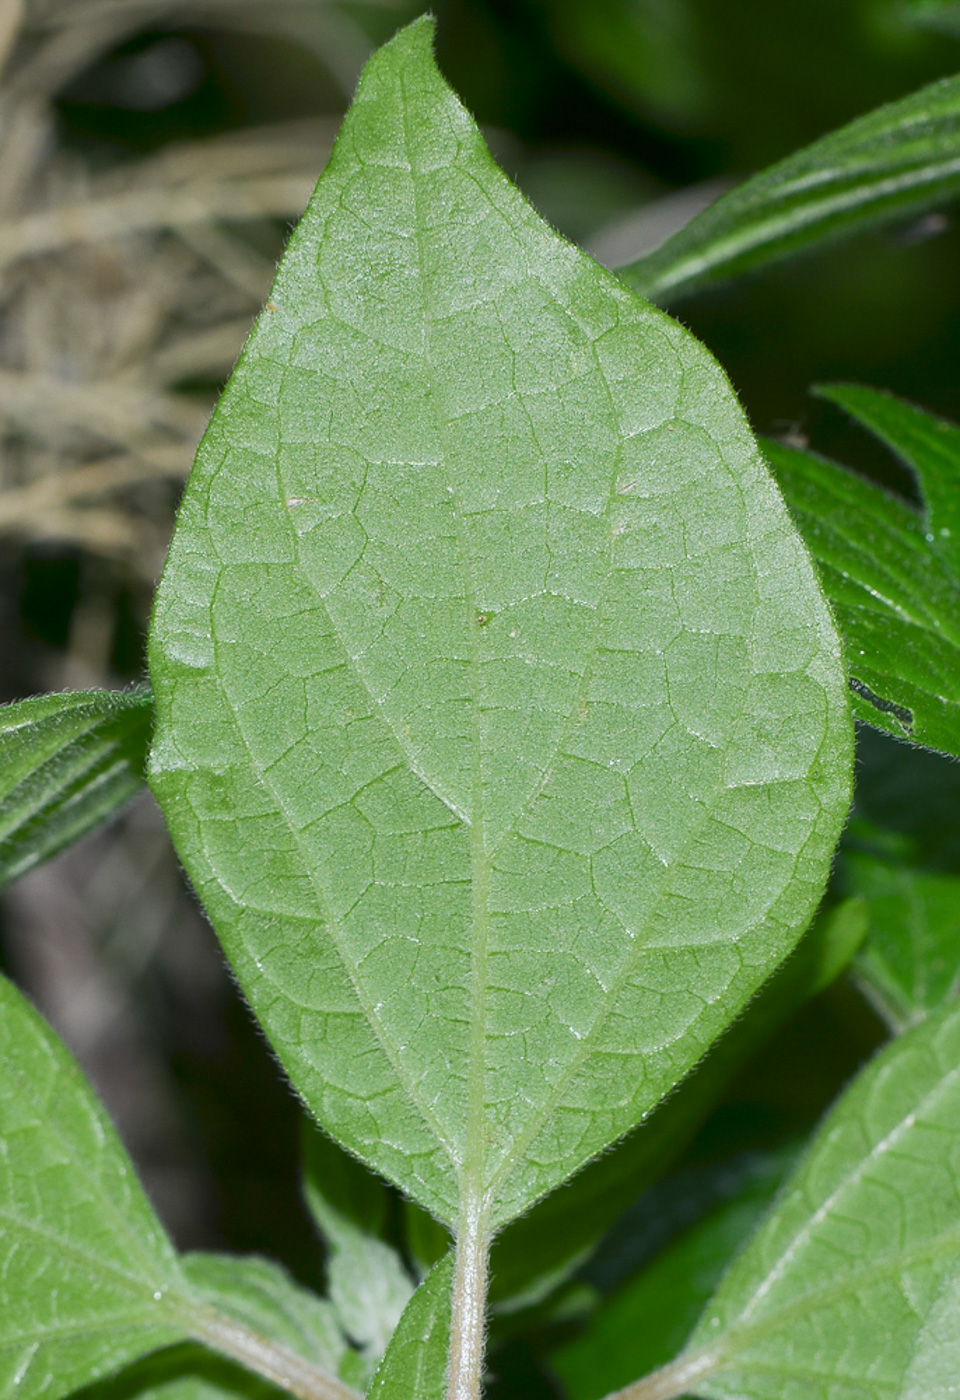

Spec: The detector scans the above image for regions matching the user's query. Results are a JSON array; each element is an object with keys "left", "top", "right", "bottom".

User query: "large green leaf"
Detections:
[
  {"left": 0, "top": 686, "right": 152, "bottom": 887},
  {"left": 366, "top": 1257, "right": 453, "bottom": 1400},
  {"left": 901, "top": 1264, "right": 960, "bottom": 1398},
  {"left": 0, "top": 972, "right": 186, "bottom": 1400},
  {"left": 646, "top": 998, "right": 960, "bottom": 1400},
  {"left": 616, "top": 74, "right": 960, "bottom": 303},
  {"left": 147, "top": 16, "right": 851, "bottom": 1235},
  {"left": 486, "top": 896, "right": 866, "bottom": 1310},
  {"left": 0, "top": 972, "right": 361, "bottom": 1400},
  {"left": 763, "top": 392, "right": 960, "bottom": 755}
]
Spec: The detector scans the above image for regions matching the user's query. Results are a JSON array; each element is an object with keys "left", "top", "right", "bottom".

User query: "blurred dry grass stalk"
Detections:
[
  {"left": 0, "top": 0, "right": 407, "bottom": 633},
  {"left": 0, "top": 0, "right": 406, "bottom": 1244}
]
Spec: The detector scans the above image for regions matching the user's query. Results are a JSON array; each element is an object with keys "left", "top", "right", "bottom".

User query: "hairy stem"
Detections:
[
  {"left": 602, "top": 1348, "right": 720, "bottom": 1400},
  {"left": 187, "top": 1304, "right": 362, "bottom": 1400},
  {"left": 447, "top": 1195, "right": 492, "bottom": 1400}
]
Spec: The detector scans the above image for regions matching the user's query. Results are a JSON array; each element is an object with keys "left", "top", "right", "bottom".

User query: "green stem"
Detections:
[
  {"left": 447, "top": 1195, "right": 492, "bottom": 1400},
  {"left": 186, "top": 1303, "right": 362, "bottom": 1400},
  {"left": 601, "top": 1348, "right": 719, "bottom": 1400}
]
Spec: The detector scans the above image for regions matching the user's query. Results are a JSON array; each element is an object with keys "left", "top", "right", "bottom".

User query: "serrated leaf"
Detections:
[
  {"left": 301, "top": 1131, "right": 414, "bottom": 1377},
  {"left": 0, "top": 972, "right": 186, "bottom": 1400},
  {"left": 842, "top": 847, "right": 960, "bottom": 1033},
  {"left": 181, "top": 1255, "right": 347, "bottom": 1382},
  {"left": 0, "top": 686, "right": 152, "bottom": 887},
  {"left": 486, "top": 896, "right": 866, "bottom": 1310},
  {"left": 764, "top": 389, "right": 960, "bottom": 755},
  {"left": 664, "top": 998, "right": 960, "bottom": 1400},
  {"left": 147, "top": 16, "right": 851, "bottom": 1234},
  {"left": 367, "top": 1256, "right": 453, "bottom": 1400},
  {"left": 550, "top": 1150, "right": 791, "bottom": 1400},
  {"left": 616, "top": 74, "right": 960, "bottom": 303}
]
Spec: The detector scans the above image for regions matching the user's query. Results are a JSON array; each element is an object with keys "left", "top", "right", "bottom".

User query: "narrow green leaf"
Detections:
[
  {"left": 147, "top": 16, "right": 851, "bottom": 1234},
  {"left": 301, "top": 1132, "right": 414, "bottom": 1377},
  {"left": 815, "top": 382, "right": 960, "bottom": 575},
  {"left": 550, "top": 1150, "right": 791, "bottom": 1400},
  {"left": 0, "top": 686, "right": 152, "bottom": 887},
  {"left": 842, "top": 846, "right": 960, "bottom": 1032},
  {"left": 487, "top": 896, "right": 866, "bottom": 1310},
  {"left": 659, "top": 998, "right": 960, "bottom": 1400},
  {"left": 0, "top": 972, "right": 186, "bottom": 1400},
  {"left": 366, "top": 1256, "right": 453, "bottom": 1400},
  {"left": 764, "top": 419, "right": 960, "bottom": 754},
  {"left": 615, "top": 74, "right": 960, "bottom": 303},
  {"left": 180, "top": 1256, "right": 347, "bottom": 1382}
]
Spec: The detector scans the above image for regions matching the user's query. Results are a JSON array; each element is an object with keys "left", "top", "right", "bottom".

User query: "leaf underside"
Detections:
[{"left": 148, "top": 17, "right": 851, "bottom": 1230}]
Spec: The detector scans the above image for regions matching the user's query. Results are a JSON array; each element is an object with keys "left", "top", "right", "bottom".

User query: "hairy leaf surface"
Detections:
[
  {"left": 765, "top": 389, "right": 960, "bottom": 755},
  {"left": 148, "top": 17, "right": 851, "bottom": 1229},
  {"left": 366, "top": 1257, "right": 453, "bottom": 1400},
  {"left": 486, "top": 897, "right": 865, "bottom": 1308},
  {"left": 616, "top": 75, "right": 960, "bottom": 302},
  {"left": 0, "top": 686, "right": 151, "bottom": 887},
  {"left": 301, "top": 1132, "right": 414, "bottom": 1378},
  {"left": 677, "top": 998, "right": 960, "bottom": 1400},
  {"left": 0, "top": 973, "right": 185, "bottom": 1400}
]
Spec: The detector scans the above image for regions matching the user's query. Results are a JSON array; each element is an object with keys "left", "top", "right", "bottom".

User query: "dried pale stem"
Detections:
[
  {"left": 189, "top": 1306, "right": 362, "bottom": 1400},
  {"left": 0, "top": 174, "right": 314, "bottom": 272}
]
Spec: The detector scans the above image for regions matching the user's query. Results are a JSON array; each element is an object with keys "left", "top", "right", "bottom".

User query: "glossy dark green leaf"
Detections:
[
  {"left": 0, "top": 686, "right": 152, "bottom": 887},
  {"left": 763, "top": 397, "right": 960, "bottom": 754},
  {"left": 653, "top": 998, "right": 960, "bottom": 1400},
  {"left": 842, "top": 845, "right": 960, "bottom": 1032},
  {"left": 148, "top": 15, "right": 851, "bottom": 1241},
  {"left": 366, "top": 1256, "right": 453, "bottom": 1400},
  {"left": 816, "top": 382, "right": 960, "bottom": 575},
  {"left": 616, "top": 75, "right": 960, "bottom": 302}
]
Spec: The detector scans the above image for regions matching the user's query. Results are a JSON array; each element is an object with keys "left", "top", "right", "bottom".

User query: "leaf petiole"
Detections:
[
  {"left": 447, "top": 1199, "right": 493, "bottom": 1400},
  {"left": 186, "top": 1303, "right": 362, "bottom": 1400}
]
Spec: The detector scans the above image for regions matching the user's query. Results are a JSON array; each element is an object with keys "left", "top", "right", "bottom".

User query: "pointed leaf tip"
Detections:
[{"left": 149, "top": 15, "right": 852, "bottom": 1234}]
